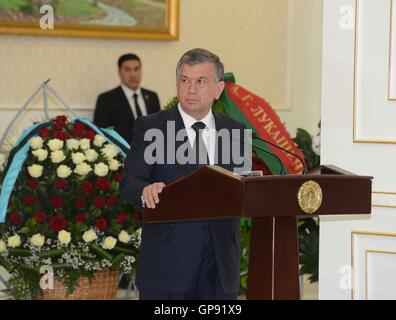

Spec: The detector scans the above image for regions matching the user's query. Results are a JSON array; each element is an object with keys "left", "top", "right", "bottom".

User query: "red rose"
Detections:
[
  {"left": 39, "top": 127, "right": 52, "bottom": 138},
  {"left": 93, "top": 196, "right": 106, "bottom": 209},
  {"left": 49, "top": 215, "right": 68, "bottom": 231},
  {"left": 85, "top": 129, "right": 96, "bottom": 140},
  {"left": 95, "top": 218, "right": 108, "bottom": 231},
  {"left": 71, "top": 127, "right": 84, "bottom": 138},
  {"left": 81, "top": 181, "right": 94, "bottom": 194},
  {"left": 55, "top": 179, "right": 67, "bottom": 190},
  {"left": 75, "top": 197, "right": 86, "bottom": 209},
  {"left": 54, "top": 130, "right": 68, "bottom": 141},
  {"left": 71, "top": 122, "right": 86, "bottom": 138},
  {"left": 133, "top": 211, "right": 142, "bottom": 221},
  {"left": 106, "top": 196, "right": 117, "bottom": 206},
  {"left": 28, "top": 178, "right": 39, "bottom": 189},
  {"left": 9, "top": 212, "right": 22, "bottom": 225},
  {"left": 51, "top": 196, "right": 64, "bottom": 209},
  {"left": 74, "top": 213, "right": 86, "bottom": 224},
  {"left": 96, "top": 178, "right": 110, "bottom": 190},
  {"left": 114, "top": 172, "right": 122, "bottom": 182},
  {"left": 54, "top": 115, "right": 67, "bottom": 130},
  {"left": 35, "top": 211, "right": 47, "bottom": 224},
  {"left": 24, "top": 195, "right": 36, "bottom": 206},
  {"left": 74, "top": 121, "right": 86, "bottom": 131},
  {"left": 116, "top": 212, "right": 129, "bottom": 225}
]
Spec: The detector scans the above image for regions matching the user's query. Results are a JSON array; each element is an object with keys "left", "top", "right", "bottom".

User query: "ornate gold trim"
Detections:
[
  {"left": 351, "top": 231, "right": 396, "bottom": 300},
  {"left": 297, "top": 180, "right": 323, "bottom": 214},
  {"left": 353, "top": 0, "right": 396, "bottom": 144},
  {"left": 388, "top": 0, "right": 396, "bottom": 100},
  {"left": 0, "top": 0, "right": 179, "bottom": 41},
  {"left": 365, "top": 249, "right": 396, "bottom": 299},
  {"left": 372, "top": 191, "right": 396, "bottom": 208}
]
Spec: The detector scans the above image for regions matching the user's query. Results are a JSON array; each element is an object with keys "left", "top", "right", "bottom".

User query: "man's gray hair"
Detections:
[{"left": 176, "top": 48, "right": 224, "bottom": 82}]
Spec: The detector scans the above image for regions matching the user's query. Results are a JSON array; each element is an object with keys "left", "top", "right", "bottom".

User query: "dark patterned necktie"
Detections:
[
  {"left": 133, "top": 93, "right": 142, "bottom": 118},
  {"left": 191, "top": 121, "right": 209, "bottom": 166}
]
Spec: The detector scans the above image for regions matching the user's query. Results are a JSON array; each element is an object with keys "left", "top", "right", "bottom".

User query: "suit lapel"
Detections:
[
  {"left": 116, "top": 86, "right": 135, "bottom": 125},
  {"left": 141, "top": 89, "right": 154, "bottom": 114},
  {"left": 213, "top": 111, "right": 235, "bottom": 171}
]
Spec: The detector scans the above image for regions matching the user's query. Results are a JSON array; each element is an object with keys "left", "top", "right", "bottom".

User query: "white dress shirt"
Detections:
[
  {"left": 177, "top": 103, "right": 216, "bottom": 165},
  {"left": 121, "top": 84, "right": 148, "bottom": 119}
]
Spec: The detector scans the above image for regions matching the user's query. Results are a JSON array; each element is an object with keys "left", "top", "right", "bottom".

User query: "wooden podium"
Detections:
[{"left": 143, "top": 165, "right": 372, "bottom": 300}]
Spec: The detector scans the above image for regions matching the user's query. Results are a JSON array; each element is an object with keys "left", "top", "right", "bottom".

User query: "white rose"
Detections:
[
  {"left": 102, "top": 236, "right": 117, "bottom": 250},
  {"left": 30, "top": 136, "right": 43, "bottom": 150},
  {"left": 118, "top": 230, "right": 131, "bottom": 244},
  {"left": 74, "top": 162, "right": 92, "bottom": 176},
  {"left": 32, "top": 148, "right": 48, "bottom": 162},
  {"left": 71, "top": 152, "right": 86, "bottom": 165},
  {"left": 101, "top": 144, "right": 119, "bottom": 160},
  {"left": 58, "top": 230, "right": 71, "bottom": 245},
  {"left": 85, "top": 149, "right": 98, "bottom": 162},
  {"left": 57, "top": 165, "right": 72, "bottom": 178},
  {"left": 93, "top": 134, "right": 106, "bottom": 147},
  {"left": 28, "top": 164, "right": 43, "bottom": 178},
  {"left": 47, "top": 139, "right": 64, "bottom": 151},
  {"left": 7, "top": 234, "right": 21, "bottom": 248},
  {"left": 94, "top": 162, "right": 109, "bottom": 177},
  {"left": 30, "top": 233, "right": 45, "bottom": 247},
  {"left": 82, "top": 229, "right": 97, "bottom": 243},
  {"left": 79, "top": 138, "right": 91, "bottom": 151},
  {"left": 108, "top": 159, "right": 121, "bottom": 171},
  {"left": 50, "top": 150, "right": 66, "bottom": 164},
  {"left": 0, "top": 240, "right": 6, "bottom": 253},
  {"left": 66, "top": 139, "right": 80, "bottom": 151}
]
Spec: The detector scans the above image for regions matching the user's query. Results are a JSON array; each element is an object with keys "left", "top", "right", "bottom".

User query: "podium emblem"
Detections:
[{"left": 298, "top": 180, "right": 323, "bottom": 214}]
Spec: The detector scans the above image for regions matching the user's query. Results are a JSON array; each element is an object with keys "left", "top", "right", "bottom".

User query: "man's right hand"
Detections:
[{"left": 142, "top": 182, "right": 166, "bottom": 209}]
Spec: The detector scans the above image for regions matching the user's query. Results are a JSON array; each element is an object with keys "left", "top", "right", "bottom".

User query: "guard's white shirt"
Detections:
[{"left": 121, "top": 84, "right": 147, "bottom": 119}]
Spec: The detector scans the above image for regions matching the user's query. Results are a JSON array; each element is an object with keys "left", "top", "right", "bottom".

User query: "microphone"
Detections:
[
  {"left": 252, "top": 132, "right": 307, "bottom": 174},
  {"left": 231, "top": 131, "right": 286, "bottom": 175}
]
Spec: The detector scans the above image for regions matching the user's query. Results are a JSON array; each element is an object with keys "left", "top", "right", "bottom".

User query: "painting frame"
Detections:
[{"left": 0, "top": 0, "right": 179, "bottom": 41}]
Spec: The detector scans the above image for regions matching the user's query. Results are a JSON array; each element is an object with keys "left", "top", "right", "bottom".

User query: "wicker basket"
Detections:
[{"left": 35, "top": 269, "right": 119, "bottom": 300}]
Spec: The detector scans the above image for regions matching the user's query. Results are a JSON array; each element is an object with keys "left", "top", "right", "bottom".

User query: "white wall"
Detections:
[
  {"left": 278, "top": 0, "right": 323, "bottom": 135},
  {"left": 320, "top": 0, "right": 396, "bottom": 300},
  {"left": 0, "top": 0, "right": 323, "bottom": 142}
]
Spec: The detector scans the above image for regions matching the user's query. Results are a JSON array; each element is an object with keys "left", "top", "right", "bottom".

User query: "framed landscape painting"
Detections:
[{"left": 0, "top": 0, "right": 179, "bottom": 40}]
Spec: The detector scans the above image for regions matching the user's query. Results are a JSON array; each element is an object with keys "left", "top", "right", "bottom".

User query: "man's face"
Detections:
[
  {"left": 177, "top": 62, "right": 225, "bottom": 120},
  {"left": 118, "top": 59, "right": 142, "bottom": 90}
]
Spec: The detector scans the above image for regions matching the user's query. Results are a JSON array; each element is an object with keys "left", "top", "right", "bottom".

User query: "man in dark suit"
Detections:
[
  {"left": 94, "top": 53, "right": 161, "bottom": 144},
  {"left": 120, "top": 48, "right": 249, "bottom": 300}
]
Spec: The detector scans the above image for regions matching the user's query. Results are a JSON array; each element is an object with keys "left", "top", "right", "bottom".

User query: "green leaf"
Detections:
[
  {"left": 0, "top": 255, "right": 11, "bottom": 271},
  {"left": 114, "top": 246, "right": 135, "bottom": 256},
  {"left": 111, "top": 253, "right": 125, "bottom": 267},
  {"left": 8, "top": 248, "right": 32, "bottom": 256},
  {"left": 90, "top": 244, "right": 113, "bottom": 260},
  {"left": 108, "top": 219, "right": 122, "bottom": 234},
  {"left": 19, "top": 227, "right": 30, "bottom": 234},
  {"left": 38, "top": 248, "right": 65, "bottom": 258},
  {"left": 24, "top": 207, "right": 33, "bottom": 214}
]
